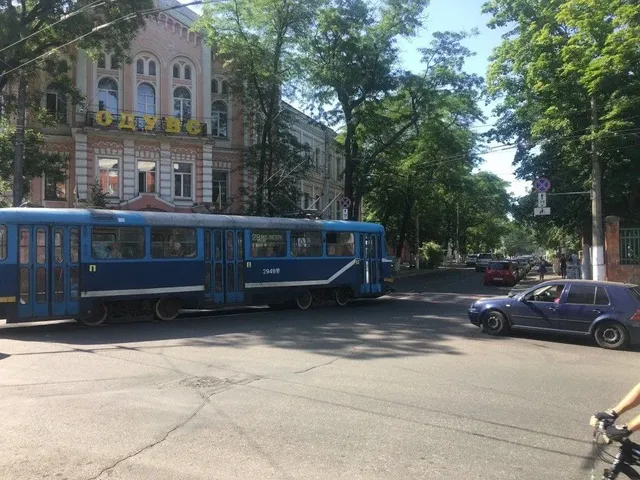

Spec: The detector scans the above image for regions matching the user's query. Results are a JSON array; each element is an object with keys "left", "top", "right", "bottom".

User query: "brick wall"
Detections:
[{"left": 604, "top": 216, "right": 640, "bottom": 284}]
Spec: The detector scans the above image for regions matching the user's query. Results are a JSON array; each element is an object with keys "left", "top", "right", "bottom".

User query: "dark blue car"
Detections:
[{"left": 468, "top": 280, "right": 640, "bottom": 350}]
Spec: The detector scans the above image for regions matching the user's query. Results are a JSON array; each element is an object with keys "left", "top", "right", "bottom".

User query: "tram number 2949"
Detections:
[{"left": 263, "top": 268, "right": 281, "bottom": 275}]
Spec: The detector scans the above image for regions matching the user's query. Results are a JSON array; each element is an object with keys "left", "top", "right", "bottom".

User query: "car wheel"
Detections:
[
  {"left": 594, "top": 321, "right": 629, "bottom": 350},
  {"left": 483, "top": 310, "right": 509, "bottom": 336}
]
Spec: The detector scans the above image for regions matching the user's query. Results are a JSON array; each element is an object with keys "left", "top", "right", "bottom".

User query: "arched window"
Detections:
[
  {"left": 148, "top": 60, "right": 156, "bottom": 76},
  {"left": 172, "top": 64, "right": 180, "bottom": 78},
  {"left": 222, "top": 81, "right": 229, "bottom": 94},
  {"left": 184, "top": 65, "right": 191, "bottom": 80},
  {"left": 211, "top": 101, "right": 228, "bottom": 137},
  {"left": 211, "top": 79, "right": 218, "bottom": 94},
  {"left": 110, "top": 56, "right": 120, "bottom": 70},
  {"left": 136, "top": 59, "right": 144, "bottom": 74},
  {"left": 97, "top": 77, "right": 118, "bottom": 113},
  {"left": 46, "top": 83, "right": 67, "bottom": 123},
  {"left": 137, "top": 83, "right": 155, "bottom": 115},
  {"left": 173, "top": 87, "right": 191, "bottom": 120},
  {"left": 97, "top": 54, "right": 106, "bottom": 69}
]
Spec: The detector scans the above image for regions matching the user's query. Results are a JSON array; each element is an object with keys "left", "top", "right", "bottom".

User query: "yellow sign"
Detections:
[{"left": 95, "top": 110, "right": 204, "bottom": 136}]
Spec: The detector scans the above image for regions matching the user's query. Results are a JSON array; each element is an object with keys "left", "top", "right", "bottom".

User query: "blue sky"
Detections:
[{"left": 179, "top": 0, "right": 529, "bottom": 197}]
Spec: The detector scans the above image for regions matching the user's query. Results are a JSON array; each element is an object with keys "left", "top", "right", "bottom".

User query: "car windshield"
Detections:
[
  {"left": 489, "top": 262, "right": 509, "bottom": 270},
  {"left": 478, "top": 254, "right": 492, "bottom": 259}
]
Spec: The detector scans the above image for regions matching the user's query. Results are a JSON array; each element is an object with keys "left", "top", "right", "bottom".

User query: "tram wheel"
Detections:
[
  {"left": 295, "top": 290, "right": 313, "bottom": 310},
  {"left": 78, "top": 303, "right": 108, "bottom": 327},
  {"left": 335, "top": 288, "right": 350, "bottom": 307},
  {"left": 154, "top": 297, "right": 181, "bottom": 321}
]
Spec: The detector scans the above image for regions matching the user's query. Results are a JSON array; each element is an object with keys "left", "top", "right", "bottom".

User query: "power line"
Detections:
[{"left": 0, "top": 0, "right": 213, "bottom": 80}]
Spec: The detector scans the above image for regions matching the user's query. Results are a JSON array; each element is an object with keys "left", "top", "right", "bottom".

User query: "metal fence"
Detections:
[{"left": 620, "top": 228, "right": 640, "bottom": 265}]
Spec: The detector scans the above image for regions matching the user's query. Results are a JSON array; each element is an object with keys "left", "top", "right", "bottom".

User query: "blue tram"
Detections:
[{"left": 0, "top": 208, "right": 392, "bottom": 326}]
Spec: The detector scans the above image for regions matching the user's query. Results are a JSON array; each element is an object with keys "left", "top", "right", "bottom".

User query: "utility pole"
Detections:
[
  {"left": 415, "top": 213, "right": 420, "bottom": 270},
  {"left": 591, "top": 95, "right": 605, "bottom": 281},
  {"left": 12, "top": 73, "right": 27, "bottom": 207}
]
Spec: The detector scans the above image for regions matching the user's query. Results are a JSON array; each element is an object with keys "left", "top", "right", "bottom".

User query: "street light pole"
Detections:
[{"left": 591, "top": 95, "right": 605, "bottom": 281}]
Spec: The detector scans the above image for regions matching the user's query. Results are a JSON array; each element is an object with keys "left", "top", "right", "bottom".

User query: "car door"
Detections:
[
  {"left": 509, "top": 284, "right": 564, "bottom": 329},
  {"left": 555, "top": 285, "right": 613, "bottom": 333}
]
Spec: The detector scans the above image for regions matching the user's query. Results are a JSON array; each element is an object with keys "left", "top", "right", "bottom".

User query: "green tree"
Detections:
[
  {"left": 484, "top": 0, "right": 640, "bottom": 240},
  {"left": 197, "top": 0, "right": 319, "bottom": 216},
  {"left": 0, "top": 0, "right": 154, "bottom": 206},
  {"left": 300, "top": 0, "right": 429, "bottom": 219},
  {"left": 501, "top": 222, "right": 539, "bottom": 257}
]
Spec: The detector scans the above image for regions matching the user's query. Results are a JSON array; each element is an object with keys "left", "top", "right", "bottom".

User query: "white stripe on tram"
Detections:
[
  {"left": 81, "top": 285, "right": 205, "bottom": 298},
  {"left": 245, "top": 259, "right": 358, "bottom": 289}
]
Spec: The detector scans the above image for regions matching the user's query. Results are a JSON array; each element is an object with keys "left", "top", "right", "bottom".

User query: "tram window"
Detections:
[
  {"left": 214, "top": 231, "right": 222, "bottom": 261},
  {"left": 237, "top": 231, "right": 244, "bottom": 260},
  {"left": 70, "top": 266, "right": 79, "bottom": 301},
  {"left": 204, "top": 231, "right": 211, "bottom": 261},
  {"left": 326, "top": 232, "right": 355, "bottom": 257},
  {"left": 226, "top": 231, "right": 234, "bottom": 261},
  {"left": 150, "top": 228, "right": 196, "bottom": 258},
  {"left": 19, "top": 267, "right": 29, "bottom": 304},
  {"left": 291, "top": 231, "right": 322, "bottom": 257},
  {"left": 19, "top": 228, "right": 29, "bottom": 264},
  {"left": 70, "top": 228, "right": 79, "bottom": 263},
  {"left": 215, "top": 263, "right": 223, "bottom": 292},
  {"left": 36, "top": 229, "right": 46, "bottom": 264},
  {"left": 92, "top": 227, "right": 144, "bottom": 259},
  {"left": 0, "top": 225, "right": 6, "bottom": 260},
  {"left": 54, "top": 267, "right": 64, "bottom": 302},
  {"left": 36, "top": 267, "right": 46, "bottom": 303},
  {"left": 251, "top": 230, "right": 286, "bottom": 258},
  {"left": 54, "top": 230, "right": 63, "bottom": 263}
]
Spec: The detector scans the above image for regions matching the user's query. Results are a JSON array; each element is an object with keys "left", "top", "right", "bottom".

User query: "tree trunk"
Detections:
[
  {"left": 395, "top": 201, "right": 412, "bottom": 268},
  {"left": 13, "top": 73, "right": 27, "bottom": 207}
]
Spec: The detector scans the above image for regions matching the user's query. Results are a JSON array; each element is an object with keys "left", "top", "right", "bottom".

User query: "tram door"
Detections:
[
  {"left": 205, "top": 229, "right": 245, "bottom": 305},
  {"left": 359, "top": 233, "right": 383, "bottom": 295},
  {"left": 18, "top": 225, "right": 81, "bottom": 319}
]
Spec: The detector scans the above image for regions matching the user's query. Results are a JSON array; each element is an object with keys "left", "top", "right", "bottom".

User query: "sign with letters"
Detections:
[{"left": 94, "top": 110, "right": 204, "bottom": 136}]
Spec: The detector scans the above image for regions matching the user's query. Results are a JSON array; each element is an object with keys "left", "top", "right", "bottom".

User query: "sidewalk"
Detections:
[{"left": 509, "top": 272, "right": 562, "bottom": 295}]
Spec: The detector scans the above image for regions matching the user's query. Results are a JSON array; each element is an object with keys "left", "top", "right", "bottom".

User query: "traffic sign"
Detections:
[
  {"left": 537, "top": 192, "right": 547, "bottom": 208},
  {"left": 341, "top": 197, "right": 351, "bottom": 209},
  {"left": 534, "top": 177, "right": 551, "bottom": 193},
  {"left": 534, "top": 207, "right": 551, "bottom": 216},
  {"left": 342, "top": 208, "right": 349, "bottom": 220}
]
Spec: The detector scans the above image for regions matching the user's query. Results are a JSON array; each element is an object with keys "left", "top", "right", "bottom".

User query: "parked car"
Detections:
[
  {"left": 484, "top": 261, "right": 519, "bottom": 287},
  {"left": 475, "top": 253, "right": 495, "bottom": 272},
  {"left": 466, "top": 254, "right": 479, "bottom": 267},
  {"left": 468, "top": 280, "right": 640, "bottom": 350}
]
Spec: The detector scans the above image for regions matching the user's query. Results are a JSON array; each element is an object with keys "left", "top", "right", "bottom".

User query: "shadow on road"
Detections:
[{"left": 0, "top": 295, "right": 499, "bottom": 360}]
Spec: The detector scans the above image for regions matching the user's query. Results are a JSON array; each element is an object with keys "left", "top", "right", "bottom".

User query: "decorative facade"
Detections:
[{"left": 23, "top": 0, "right": 344, "bottom": 218}]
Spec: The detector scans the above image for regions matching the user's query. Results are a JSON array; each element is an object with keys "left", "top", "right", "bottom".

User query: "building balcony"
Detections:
[{"left": 84, "top": 111, "right": 211, "bottom": 138}]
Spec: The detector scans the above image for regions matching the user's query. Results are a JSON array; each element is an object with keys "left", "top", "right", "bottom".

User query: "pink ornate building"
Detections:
[{"left": 26, "top": 0, "right": 344, "bottom": 217}]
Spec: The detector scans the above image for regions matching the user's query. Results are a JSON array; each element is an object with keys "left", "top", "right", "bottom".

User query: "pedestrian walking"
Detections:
[
  {"left": 560, "top": 254, "right": 567, "bottom": 279},
  {"left": 538, "top": 261, "right": 547, "bottom": 281}
]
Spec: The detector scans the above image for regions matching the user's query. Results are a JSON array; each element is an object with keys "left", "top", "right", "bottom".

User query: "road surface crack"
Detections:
[
  {"left": 294, "top": 342, "right": 363, "bottom": 374},
  {"left": 87, "top": 376, "right": 263, "bottom": 479}
]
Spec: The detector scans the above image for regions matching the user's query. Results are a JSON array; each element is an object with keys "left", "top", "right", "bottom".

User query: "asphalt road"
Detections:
[{"left": 0, "top": 268, "right": 637, "bottom": 479}]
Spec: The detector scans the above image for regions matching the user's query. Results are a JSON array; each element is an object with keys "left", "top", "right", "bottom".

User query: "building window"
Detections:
[
  {"left": 91, "top": 227, "right": 145, "bottom": 259},
  {"left": 97, "top": 77, "right": 118, "bottom": 113},
  {"left": 211, "top": 101, "right": 228, "bottom": 137},
  {"left": 315, "top": 148, "right": 321, "bottom": 171},
  {"left": 173, "top": 87, "right": 191, "bottom": 120},
  {"left": 46, "top": 84, "right": 67, "bottom": 123},
  {"left": 184, "top": 65, "right": 191, "bottom": 80},
  {"left": 97, "top": 54, "right": 106, "bottom": 69},
  {"left": 328, "top": 153, "right": 333, "bottom": 178},
  {"left": 174, "top": 162, "right": 192, "bottom": 199},
  {"left": 136, "top": 59, "right": 144, "bottom": 74},
  {"left": 137, "top": 160, "right": 156, "bottom": 194},
  {"left": 326, "top": 232, "right": 355, "bottom": 256},
  {"left": 222, "top": 81, "right": 229, "bottom": 94},
  {"left": 137, "top": 83, "right": 155, "bottom": 115},
  {"left": 148, "top": 60, "right": 156, "bottom": 76},
  {"left": 44, "top": 176, "right": 66, "bottom": 201},
  {"left": 151, "top": 227, "right": 197, "bottom": 258},
  {"left": 211, "top": 79, "right": 218, "bottom": 94},
  {"left": 212, "top": 170, "right": 228, "bottom": 207},
  {"left": 98, "top": 158, "right": 119, "bottom": 197},
  {"left": 291, "top": 231, "right": 323, "bottom": 257},
  {"left": 110, "top": 56, "right": 120, "bottom": 70},
  {"left": 250, "top": 230, "right": 286, "bottom": 258},
  {"left": 173, "top": 64, "right": 180, "bottom": 78}
]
